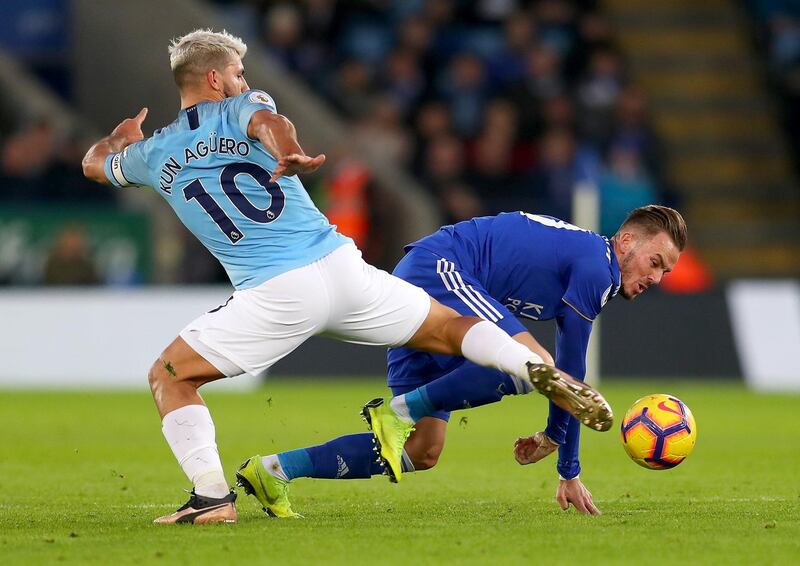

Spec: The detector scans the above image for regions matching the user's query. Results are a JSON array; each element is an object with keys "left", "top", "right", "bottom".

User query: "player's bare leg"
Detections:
[
  {"left": 405, "top": 299, "right": 612, "bottom": 431},
  {"left": 364, "top": 299, "right": 612, "bottom": 482},
  {"left": 148, "top": 336, "right": 226, "bottom": 418},
  {"left": 402, "top": 418, "right": 447, "bottom": 470},
  {"left": 403, "top": 300, "right": 491, "bottom": 355},
  {"left": 148, "top": 337, "right": 237, "bottom": 524}
]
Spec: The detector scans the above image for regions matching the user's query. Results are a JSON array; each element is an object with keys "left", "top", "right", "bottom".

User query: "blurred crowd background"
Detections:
[
  {"left": 232, "top": 0, "right": 674, "bottom": 231},
  {"left": 0, "top": 0, "right": 798, "bottom": 288}
]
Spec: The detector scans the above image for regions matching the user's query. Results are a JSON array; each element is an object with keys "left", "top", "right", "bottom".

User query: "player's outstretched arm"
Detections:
[
  {"left": 247, "top": 110, "right": 325, "bottom": 182},
  {"left": 82, "top": 107, "right": 148, "bottom": 184},
  {"left": 510, "top": 332, "right": 557, "bottom": 464},
  {"left": 549, "top": 309, "right": 600, "bottom": 514}
]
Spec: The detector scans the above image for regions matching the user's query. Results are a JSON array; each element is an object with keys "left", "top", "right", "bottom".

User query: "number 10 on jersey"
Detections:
[{"left": 183, "top": 162, "right": 285, "bottom": 243}]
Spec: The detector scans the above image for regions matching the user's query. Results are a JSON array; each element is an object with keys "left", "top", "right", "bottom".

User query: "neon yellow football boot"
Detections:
[
  {"left": 235, "top": 456, "right": 300, "bottom": 518},
  {"left": 361, "top": 398, "right": 414, "bottom": 483}
]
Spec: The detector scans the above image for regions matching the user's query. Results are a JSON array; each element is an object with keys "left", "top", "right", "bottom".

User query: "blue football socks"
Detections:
[
  {"left": 276, "top": 433, "right": 384, "bottom": 480},
  {"left": 392, "top": 362, "right": 526, "bottom": 422},
  {"left": 273, "top": 364, "right": 531, "bottom": 481}
]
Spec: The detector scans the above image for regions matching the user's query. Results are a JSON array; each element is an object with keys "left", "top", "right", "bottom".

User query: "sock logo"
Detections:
[{"left": 335, "top": 455, "right": 349, "bottom": 478}]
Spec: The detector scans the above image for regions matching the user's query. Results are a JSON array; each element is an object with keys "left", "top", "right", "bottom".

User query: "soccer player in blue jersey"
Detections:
[
  {"left": 81, "top": 29, "right": 612, "bottom": 524},
  {"left": 242, "top": 206, "right": 686, "bottom": 516}
]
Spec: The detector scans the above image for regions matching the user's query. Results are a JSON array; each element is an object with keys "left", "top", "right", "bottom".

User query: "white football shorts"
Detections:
[{"left": 179, "top": 243, "right": 431, "bottom": 377}]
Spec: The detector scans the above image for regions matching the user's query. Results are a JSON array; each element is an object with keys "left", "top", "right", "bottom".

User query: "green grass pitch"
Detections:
[{"left": 1, "top": 379, "right": 798, "bottom": 564}]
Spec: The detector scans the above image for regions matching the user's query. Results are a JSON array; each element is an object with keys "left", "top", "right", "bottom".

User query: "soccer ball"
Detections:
[{"left": 620, "top": 394, "right": 697, "bottom": 470}]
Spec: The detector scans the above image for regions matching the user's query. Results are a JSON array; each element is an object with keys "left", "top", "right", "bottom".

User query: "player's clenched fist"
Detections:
[{"left": 513, "top": 431, "right": 558, "bottom": 465}]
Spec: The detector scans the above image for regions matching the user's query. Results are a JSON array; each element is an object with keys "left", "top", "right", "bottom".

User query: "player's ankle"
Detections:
[
  {"left": 461, "top": 320, "right": 534, "bottom": 380},
  {"left": 193, "top": 471, "right": 230, "bottom": 499},
  {"left": 261, "top": 454, "right": 291, "bottom": 481}
]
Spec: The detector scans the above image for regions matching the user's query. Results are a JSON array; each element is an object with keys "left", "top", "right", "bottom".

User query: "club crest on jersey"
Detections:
[{"left": 248, "top": 91, "right": 274, "bottom": 107}]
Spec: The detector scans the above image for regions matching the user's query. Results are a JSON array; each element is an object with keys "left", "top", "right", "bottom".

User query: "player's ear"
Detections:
[
  {"left": 617, "top": 231, "right": 634, "bottom": 253},
  {"left": 206, "top": 68, "right": 222, "bottom": 92}
]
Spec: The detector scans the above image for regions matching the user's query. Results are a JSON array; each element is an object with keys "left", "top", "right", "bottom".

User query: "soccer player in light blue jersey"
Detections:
[
  {"left": 247, "top": 206, "right": 686, "bottom": 516},
  {"left": 81, "top": 29, "right": 613, "bottom": 524}
]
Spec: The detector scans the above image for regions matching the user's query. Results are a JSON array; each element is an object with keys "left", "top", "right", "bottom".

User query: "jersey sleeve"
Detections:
[
  {"left": 103, "top": 141, "right": 150, "bottom": 188},
  {"left": 545, "top": 307, "right": 593, "bottom": 479},
  {"left": 233, "top": 90, "right": 278, "bottom": 138},
  {"left": 561, "top": 260, "right": 614, "bottom": 322}
]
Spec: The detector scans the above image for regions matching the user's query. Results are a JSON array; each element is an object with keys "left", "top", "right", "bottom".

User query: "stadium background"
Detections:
[
  {"left": 1, "top": 0, "right": 797, "bottom": 389},
  {"left": 1, "top": 1, "right": 799, "bottom": 563}
]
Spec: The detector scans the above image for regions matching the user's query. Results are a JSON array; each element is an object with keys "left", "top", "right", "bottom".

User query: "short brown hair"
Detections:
[{"left": 617, "top": 205, "right": 687, "bottom": 251}]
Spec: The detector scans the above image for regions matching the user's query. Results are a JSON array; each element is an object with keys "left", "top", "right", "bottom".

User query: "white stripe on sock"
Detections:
[
  {"left": 261, "top": 454, "right": 289, "bottom": 481},
  {"left": 389, "top": 395, "right": 415, "bottom": 423}
]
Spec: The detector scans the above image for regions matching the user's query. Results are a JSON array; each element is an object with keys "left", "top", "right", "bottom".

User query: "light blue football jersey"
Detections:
[{"left": 103, "top": 90, "right": 351, "bottom": 289}]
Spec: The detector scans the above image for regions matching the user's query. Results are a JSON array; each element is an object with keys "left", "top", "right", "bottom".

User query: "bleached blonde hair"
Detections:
[{"left": 168, "top": 29, "right": 247, "bottom": 88}]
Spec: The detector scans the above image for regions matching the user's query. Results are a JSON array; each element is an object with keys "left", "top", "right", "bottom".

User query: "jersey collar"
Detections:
[{"left": 604, "top": 237, "right": 621, "bottom": 300}]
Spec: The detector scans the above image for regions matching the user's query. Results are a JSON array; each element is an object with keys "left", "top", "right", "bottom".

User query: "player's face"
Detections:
[
  {"left": 617, "top": 230, "right": 680, "bottom": 300},
  {"left": 218, "top": 57, "right": 249, "bottom": 98}
]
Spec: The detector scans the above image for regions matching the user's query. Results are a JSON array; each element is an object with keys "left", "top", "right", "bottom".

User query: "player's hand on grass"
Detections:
[
  {"left": 270, "top": 153, "right": 326, "bottom": 181},
  {"left": 556, "top": 478, "right": 601, "bottom": 516},
  {"left": 513, "top": 431, "right": 558, "bottom": 465},
  {"left": 110, "top": 107, "right": 148, "bottom": 149}
]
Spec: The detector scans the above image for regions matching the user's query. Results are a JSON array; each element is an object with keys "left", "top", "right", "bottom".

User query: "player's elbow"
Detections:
[
  {"left": 249, "top": 110, "right": 293, "bottom": 140},
  {"left": 261, "top": 112, "right": 293, "bottom": 131},
  {"left": 81, "top": 156, "right": 93, "bottom": 179}
]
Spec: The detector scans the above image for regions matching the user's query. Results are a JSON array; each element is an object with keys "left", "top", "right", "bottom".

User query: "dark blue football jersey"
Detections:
[
  {"left": 410, "top": 211, "right": 620, "bottom": 324},
  {"left": 387, "top": 212, "right": 621, "bottom": 479}
]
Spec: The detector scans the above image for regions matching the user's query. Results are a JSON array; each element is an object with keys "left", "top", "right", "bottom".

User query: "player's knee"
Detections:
[
  {"left": 409, "top": 301, "right": 456, "bottom": 349},
  {"left": 410, "top": 301, "right": 478, "bottom": 355},
  {"left": 147, "top": 359, "right": 166, "bottom": 393},
  {"left": 413, "top": 452, "right": 440, "bottom": 470},
  {"left": 148, "top": 357, "right": 184, "bottom": 393},
  {"left": 409, "top": 443, "right": 444, "bottom": 470}
]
